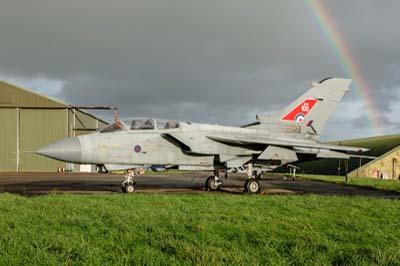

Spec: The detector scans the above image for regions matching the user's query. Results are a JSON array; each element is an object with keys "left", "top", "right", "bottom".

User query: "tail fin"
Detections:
[{"left": 255, "top": 78, "right": 351, "bottom": 138}]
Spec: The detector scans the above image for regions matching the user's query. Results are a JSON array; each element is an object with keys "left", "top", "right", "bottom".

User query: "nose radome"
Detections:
[{"left": 36, "top": 137, "right": 82, "bottom": 163}]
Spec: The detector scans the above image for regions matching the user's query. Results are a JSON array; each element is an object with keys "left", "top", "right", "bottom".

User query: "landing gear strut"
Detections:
[
  {"left": 205, "top": 170, "right": 223, "bottom": 191},
  {"left": 205, "top": 176, "right": 223, "bottom": 191},
  {"left": 244, "top": 163, "right": 261, "bottom": 194},
  {"left": 122, "top": 169, "right": 136, "bottom": 193}
]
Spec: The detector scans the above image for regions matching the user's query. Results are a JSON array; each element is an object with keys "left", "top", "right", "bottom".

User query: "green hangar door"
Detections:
[
  {"left": 19, "top": 109, "right": 67, "bottom": 172},
  {"left": 0, "top": 109, "right": 17, "bottom": 171}
]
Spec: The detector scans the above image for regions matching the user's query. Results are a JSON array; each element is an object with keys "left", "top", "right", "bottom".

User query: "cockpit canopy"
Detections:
[{"left": 100, "top": 118, "right": 180, "bottom": 133}]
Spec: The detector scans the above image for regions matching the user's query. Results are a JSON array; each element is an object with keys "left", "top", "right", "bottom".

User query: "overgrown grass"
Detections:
[
  {"left": 1, "top": 193, "right": 400, "bottom": 265},
  {"left": 297, "top": 174, "right": 400, "bottom": 193}
]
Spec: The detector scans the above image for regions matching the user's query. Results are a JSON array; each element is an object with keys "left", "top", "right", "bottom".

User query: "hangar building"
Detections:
[
  {"left": 0, "top": 81, "right": 108, "bottom": 172},
  {"left": 349, "top": 146, "right": 400, "bottom": 179}
]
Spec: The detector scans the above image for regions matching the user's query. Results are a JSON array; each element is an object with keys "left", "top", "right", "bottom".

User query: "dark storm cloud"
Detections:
[
  {"left": 352, "top": 114, "right": 392, "bottom": 129},
  {"left": 0, "top": 0, "right": 399, "bottom": 138}
]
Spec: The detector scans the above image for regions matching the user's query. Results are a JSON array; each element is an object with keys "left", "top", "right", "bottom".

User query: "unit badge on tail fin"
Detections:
[{"left": 281, "top": 99, "right": 318, "bottom": 122}]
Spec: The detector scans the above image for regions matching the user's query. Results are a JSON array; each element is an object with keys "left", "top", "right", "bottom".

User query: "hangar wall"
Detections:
[
  {"left": 349, "top": 146, "right": 400, "bottom": 179},
  {"left": 0, "top": 108, "right": 17, "bottom": 171},
  {"left": 0, "top": 81, "right": 108, "bottom": 172}
]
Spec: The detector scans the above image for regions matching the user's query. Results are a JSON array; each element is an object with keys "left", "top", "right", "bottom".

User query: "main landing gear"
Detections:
[
  {"left": 205, "top": 176, "right": 223, "bottom": 191},
  {"left": 122, "top": 169, "right": 136, "bottom": 193},
  {"left": 244, "top": 163, "right": 261, "bottom": 194},
  {"left": 205, "top": 170, "right": 224, "bottom": 191},
  {"left": 244, "top": 179, "right": 261, "bottom": 194},
  {"left": 206, "top": 170, "right": 223, "bottom": 191},
  {"left": 204, "top": 166, "right": 262, "bottom": 194}
]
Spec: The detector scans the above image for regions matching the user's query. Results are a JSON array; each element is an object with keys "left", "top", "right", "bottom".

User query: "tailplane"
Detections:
[{"left": 253, "top": 77, "right": 351, "bottom": 139}]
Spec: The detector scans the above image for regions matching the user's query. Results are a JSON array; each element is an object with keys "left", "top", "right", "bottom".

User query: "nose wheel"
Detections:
[
  {"left": 122, "top": 181, "right": 136, "bottom": 193},
  {"left": 123, "top": 183, "right": 135, "bottom": 193}
]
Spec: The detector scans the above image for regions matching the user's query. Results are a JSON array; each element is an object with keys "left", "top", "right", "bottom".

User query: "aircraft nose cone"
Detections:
[{"left": 36, "top": 137, "right": 82, "bottom": 163}]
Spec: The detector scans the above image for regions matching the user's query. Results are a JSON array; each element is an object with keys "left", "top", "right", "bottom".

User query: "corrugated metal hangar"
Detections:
[
  {"left": 0, "top": 80, "right": 109, "bottom": 172},
  {"left": 349, "top": 146, "right": 400, "bottom": 179}
]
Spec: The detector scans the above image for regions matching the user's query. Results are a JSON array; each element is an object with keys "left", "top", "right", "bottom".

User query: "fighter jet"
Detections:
[{"left": 37, "top": 78, "right": 368, "bottom": 193}]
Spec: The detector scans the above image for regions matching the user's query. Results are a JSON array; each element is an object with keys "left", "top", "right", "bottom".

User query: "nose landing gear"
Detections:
[{"left": 122, "top": 169, "right": 136, "bottom": 193}]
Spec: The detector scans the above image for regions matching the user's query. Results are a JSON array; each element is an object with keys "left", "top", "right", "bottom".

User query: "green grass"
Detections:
[
  {"left": 1, "top": 193, "right": 400, "bottom": 265},
  {"left": 291, "top": 134, "right": 400, "bottom": 175},
  {"left": 296, "top": 174, "right": 400, "bottom": 193}
]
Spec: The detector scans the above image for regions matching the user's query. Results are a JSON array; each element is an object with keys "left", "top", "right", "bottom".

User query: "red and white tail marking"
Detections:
[{"left": 281, "top": 99, "right": 318, "bottom": 122}]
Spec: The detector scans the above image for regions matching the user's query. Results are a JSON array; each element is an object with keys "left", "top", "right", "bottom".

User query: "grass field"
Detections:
[
  {"left": 296, "top": 174, "right": 400, "bottom": 193},
  {"left": 1, "top": 193, "right": 400, "bottom": 265}
]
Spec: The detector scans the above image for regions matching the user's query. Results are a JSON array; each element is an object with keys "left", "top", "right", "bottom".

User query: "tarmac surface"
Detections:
[{"left": 0, "top": 171, "right": 399, "bottom": 198}]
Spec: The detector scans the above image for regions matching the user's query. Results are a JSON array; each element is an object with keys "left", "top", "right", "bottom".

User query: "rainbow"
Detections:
[{"left": 304, "top": 0, "right": 383, "bottom": 135}]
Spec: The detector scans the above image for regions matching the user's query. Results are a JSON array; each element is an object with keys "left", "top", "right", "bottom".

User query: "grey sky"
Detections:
[{"left": 0, "top": 0, "right": 399, "bottom": 140}]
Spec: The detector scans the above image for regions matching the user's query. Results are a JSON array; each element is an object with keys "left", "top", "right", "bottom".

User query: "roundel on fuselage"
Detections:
[{"left": 134, "top": 145, "right": 142, "bottom": 153}]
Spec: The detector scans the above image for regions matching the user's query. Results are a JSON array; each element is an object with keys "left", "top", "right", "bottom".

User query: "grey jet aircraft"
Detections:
[{"left": 37, "top": 77, "right": 368, "bottom": 193}]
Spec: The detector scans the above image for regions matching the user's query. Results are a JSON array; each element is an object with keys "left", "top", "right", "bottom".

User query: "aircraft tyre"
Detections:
[
  {"left": 244, "top": 179, "right": 261, "bottom": 194},
  {"left": 121, "top": 185, "right": 126, "bottom": 193},
  {"left": 125, "top": 183, "right": 135, "bottom": 193},
  {"left": 205, "top": 176, "right": 222, "bottom": 191}
]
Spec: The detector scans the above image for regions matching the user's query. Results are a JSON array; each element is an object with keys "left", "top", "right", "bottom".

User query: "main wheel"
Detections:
[
  {"left": 125, "top": 183, "right": 135, "bottom": 193},
  {"left": 205, "top": 176, "right": 221, "bottom": 191},
  {"left": 121, "top": 184, "right": 127, "bottom": 193},
  {"left": 244, "top": 179, "right": 261, "bottom": 194}
]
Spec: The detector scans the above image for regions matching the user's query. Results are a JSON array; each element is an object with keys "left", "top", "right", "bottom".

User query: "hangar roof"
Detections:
[
  {"left": 0, "top": 80, "right": 66, "bottom": 108},
  {"left": 0, "top": 80, "right": 109, "bottom": 125}
]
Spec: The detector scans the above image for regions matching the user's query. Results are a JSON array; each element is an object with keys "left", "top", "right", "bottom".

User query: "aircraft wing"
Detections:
[{"left": 206, "top": 134, "right": 369, "bottom": 153}]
